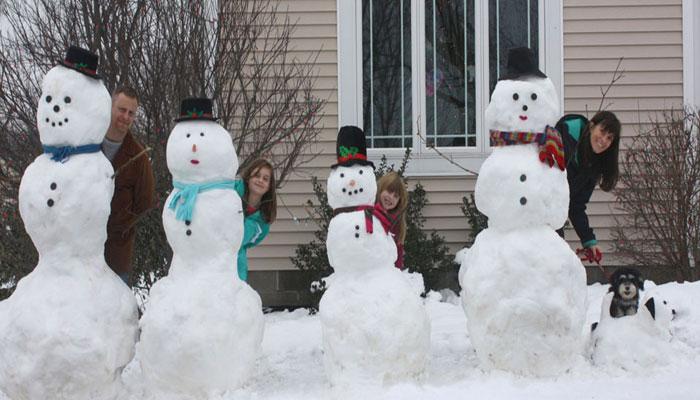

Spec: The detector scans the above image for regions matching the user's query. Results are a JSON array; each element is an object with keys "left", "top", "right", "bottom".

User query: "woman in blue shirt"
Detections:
[{"left": 234, "top": 158, "right": 277, "bottom": 281}]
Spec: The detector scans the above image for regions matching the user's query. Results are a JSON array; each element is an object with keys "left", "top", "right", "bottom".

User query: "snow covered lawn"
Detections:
[
  {"left": 148, "top": 280, "right": 700, "bottom": 399},
  {"left": 3, "top": 280, "right": 700, "bottom": 400}
]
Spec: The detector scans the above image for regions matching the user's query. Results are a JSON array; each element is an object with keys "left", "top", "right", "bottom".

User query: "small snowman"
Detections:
[
  {"left": 319, "top": 126, "right": 430, "bottom": 387},
  {"left": 136, "top": 98, "right": 263, "bottom": 397},
  {"left": 591, "top": 290, "right": 675, "bottom": 371},
  {"left": 458, "top": 48, "right": 587, "bottom": 377},
  {"left": 0, "top": 46, "right": 138, "bottom": 400}
]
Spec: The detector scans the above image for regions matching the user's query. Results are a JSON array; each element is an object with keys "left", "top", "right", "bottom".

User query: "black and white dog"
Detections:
[{"left": 608, "top": 267, "right": 644, "bottom": 318}]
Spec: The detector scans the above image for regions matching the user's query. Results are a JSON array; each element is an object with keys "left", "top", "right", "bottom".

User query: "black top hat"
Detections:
[
  {"left": 331, "top": 125, "right": 374, "bottom": 169},
  {"left": 174, "top": 97, "right": 219, "bottom": 122},
  {"left": 500, "top": 47, "right": 547, "bottom": 81},
  {"left": 59, "top": 46, "right": 101, "bottom": 79}
]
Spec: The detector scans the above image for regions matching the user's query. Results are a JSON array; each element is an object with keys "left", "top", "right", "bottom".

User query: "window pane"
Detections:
[
  {"left": 362, "top": 0, "right": 412, "bottom": 149},
  {"left": 425, "top": 0, "right": 476, "bottom": 148},
  {"left": 489, "top": 0, "right": 539, "bottom": 93}
]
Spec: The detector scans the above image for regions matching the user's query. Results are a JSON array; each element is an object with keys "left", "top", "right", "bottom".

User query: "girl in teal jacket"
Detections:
[{"left": 234, "top": 159, "right": 277, "bottom": 281}]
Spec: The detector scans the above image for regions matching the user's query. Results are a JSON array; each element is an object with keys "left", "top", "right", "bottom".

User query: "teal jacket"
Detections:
[{"left": 234, "top": 180, "right": 271, "bottom": 281}]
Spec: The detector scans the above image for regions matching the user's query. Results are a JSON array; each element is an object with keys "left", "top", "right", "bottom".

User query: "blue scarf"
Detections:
[
  {"left": 42, "top": 143, "right": 102, "bottom": 163},
  {"left": 168, "top": 179, "right": 238, "bottom": 222}
]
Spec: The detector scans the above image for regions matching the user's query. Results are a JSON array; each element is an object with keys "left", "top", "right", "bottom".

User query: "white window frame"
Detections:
[
  {"left": 683, "top": 0, "right": 700, "bottom": 109},
  {"left": 338, "top": 0, "right": 563, "bottom": 176}
]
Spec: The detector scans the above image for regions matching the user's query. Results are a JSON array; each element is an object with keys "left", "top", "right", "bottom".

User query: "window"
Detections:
[{"left": 338, "top": 0, "right": 562, "bottom": 175}]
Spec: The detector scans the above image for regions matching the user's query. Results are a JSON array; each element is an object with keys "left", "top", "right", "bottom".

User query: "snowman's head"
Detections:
[
  {"left": 327, "top": 165, "right": 377, "bottom": 209},
  {"left": 485, "top": 77, "right": 559, "bottom": 133},
  {"left": 166, "top": 120, "right": 238, "bottom": 183},
  {"left": 475, "top": 146, "right": 568, "bottom": 230},
  {"left": 36, "top": 66, "right": 111, "bottom": 147}
]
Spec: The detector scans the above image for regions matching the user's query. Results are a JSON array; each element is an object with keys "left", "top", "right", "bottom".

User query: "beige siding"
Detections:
[
  {"left": 248, "top": 0, "right": 338, "bottom": 271},
  {"left": 249, "top": 0, "right": 686, "bottom": 272},
  {"left": 562, "top": 0, "right": 684, "bottom": 264}
]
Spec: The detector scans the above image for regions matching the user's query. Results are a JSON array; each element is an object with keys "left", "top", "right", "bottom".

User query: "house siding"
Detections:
[
  {"left": 247, "top": 0, "right": 686, "bottom": 303},
  {"left": 562, "top": 0, "right": 684, "bottom": 264}
]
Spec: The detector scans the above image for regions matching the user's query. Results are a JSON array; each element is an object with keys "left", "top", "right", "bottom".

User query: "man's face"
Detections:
[{"left": 110, "top": 93, "right": 138, "bottom": 139}]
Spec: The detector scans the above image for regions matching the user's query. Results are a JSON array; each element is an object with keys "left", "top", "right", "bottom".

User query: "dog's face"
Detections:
[{"left": 609, "top": 268, "right": 644, "bottom": 300}]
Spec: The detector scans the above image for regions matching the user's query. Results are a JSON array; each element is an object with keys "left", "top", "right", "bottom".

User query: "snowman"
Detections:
[
  {"left": 136, "top": 98, "right": 264, "bottom": 397},
  {"left": 0, "top": 46, "right": 138, "bottom": 400},
  {"left": 591, "top": 289, "right": 675, "bottom": 371},
  {"left": 319, "top": 126, "right": 430, "bottom": 387},
  {"left": 458, "top": 48, "right": 588, "bottom": 376}
]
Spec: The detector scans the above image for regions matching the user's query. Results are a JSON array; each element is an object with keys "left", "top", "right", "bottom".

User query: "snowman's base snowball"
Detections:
[
  {"left": 0, "top": 262, "right": 138, "bottom": 400},
  {"left": 320, "top": 267, "right": 430, "bottom": 387},
  {"left": 460, "top": 227, "right": 587, "bottom": 377},
  {"left": 137, "top": 271, "right": 263, "bottom": 397}
]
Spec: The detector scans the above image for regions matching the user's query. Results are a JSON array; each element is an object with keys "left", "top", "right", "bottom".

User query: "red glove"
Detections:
[{"left": 576, "top": 247, "right": 602, "bottom": 265}]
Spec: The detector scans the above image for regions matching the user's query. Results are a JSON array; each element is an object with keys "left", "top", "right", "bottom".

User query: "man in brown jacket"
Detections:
[{"left": 102, "top": 86, "right": 156, "bottom": 286}]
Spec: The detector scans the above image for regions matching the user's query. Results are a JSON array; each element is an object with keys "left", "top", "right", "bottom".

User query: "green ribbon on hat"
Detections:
[
  {"left": 339, "top": 145, "right": 359, "bottom": 157},
  {"left": 186, "top": 109, "right": 204, "bottom": 118}
]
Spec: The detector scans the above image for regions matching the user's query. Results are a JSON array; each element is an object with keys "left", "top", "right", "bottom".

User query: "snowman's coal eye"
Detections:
[
  {"left": 359, "top": 170, "right": 363, "bottom": 175},
  {"left": 531, "top": 93, "right": 537, "bottom": 101},
  {"left": 512, "top": 93, "right": 519, "bottom": 101},
  {"left": 45, "top": 96, "right": 52, "bottom": 103},
  {"left": 200, "top": 132, "right": 204, "bottom": 137},
  {"left": 64, "top": 96, "right": 71, "bottom": 104},
  {"left": 340, "top": 173, "right": 345, "bottom": 178},
  {"left": 186, "top": 133, "right": 191, "bottom": 138}
]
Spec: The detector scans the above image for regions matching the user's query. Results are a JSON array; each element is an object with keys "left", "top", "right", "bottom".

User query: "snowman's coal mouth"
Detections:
[
  {"left": 44, "top": 116, "right": 69, "bottom": 127},
  {"left": 342, "top": 187, "right": 364, "bottom": 196}
]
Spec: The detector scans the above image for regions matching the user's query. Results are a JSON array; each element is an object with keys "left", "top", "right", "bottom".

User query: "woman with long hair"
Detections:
[{"left": 556, "top": 110, "right": 621, "bottom": 264}]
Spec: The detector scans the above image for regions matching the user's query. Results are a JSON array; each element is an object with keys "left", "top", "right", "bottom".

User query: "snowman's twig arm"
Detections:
[
  {"left": 416, "top": 130, "right": 478, "bottom": 176},
  {"left": 111, "top": 147, "right": 152, "bottom": 180}
]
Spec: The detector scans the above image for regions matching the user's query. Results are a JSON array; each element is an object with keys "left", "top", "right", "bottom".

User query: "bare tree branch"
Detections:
[
  {"left": 0, "top": 0, "right": 326, "bottom": 297},
  {"left": 416, "top": 120, "right": 479, "bottom": 176}
]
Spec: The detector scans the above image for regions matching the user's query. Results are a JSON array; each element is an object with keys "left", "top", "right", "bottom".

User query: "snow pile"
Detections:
[
  {"left": 321, "top": 267, "right": 430, "bottom": 386},
  {"left": 591, "top": 288, "right": 678, "bottom": 371},
  {"left": 3, "top": 280, "right": 700, "bottom": 400}
]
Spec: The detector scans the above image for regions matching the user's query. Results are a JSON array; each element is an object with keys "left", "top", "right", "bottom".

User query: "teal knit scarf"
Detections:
[{"left": 168, "top": 179, "right": 237, "bottom": 222}]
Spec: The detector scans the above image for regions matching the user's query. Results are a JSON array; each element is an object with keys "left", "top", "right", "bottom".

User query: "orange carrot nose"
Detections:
[
  {"left": 349, "top": 179, "right": 356, "bottom": 187},
  {"left": 192, "top": 144, "right": 197, "bottom": 152}
]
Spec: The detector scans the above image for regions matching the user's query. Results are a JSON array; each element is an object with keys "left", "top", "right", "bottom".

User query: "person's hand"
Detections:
[{"left": 576, "top": 245, "right": 602, "bottom": 265}]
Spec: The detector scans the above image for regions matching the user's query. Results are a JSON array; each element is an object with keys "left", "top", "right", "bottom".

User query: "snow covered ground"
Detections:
[{"left": 2, "top": 280, "right": 700, "bottom": 400}]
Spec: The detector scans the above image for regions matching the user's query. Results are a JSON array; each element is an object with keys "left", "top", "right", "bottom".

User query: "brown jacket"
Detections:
[{"left": 104, "top": 131, "right": 156, "bottom": 275}]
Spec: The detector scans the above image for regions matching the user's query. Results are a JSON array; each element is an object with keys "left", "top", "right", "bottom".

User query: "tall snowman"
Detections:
[
  {"left": 136, "top": 98, "right": 264, "bottom": 397},
  {"left": 319, "top": 126, "right": 430, "bottom": 387},
  {"left": 458, "top": 48, "right": 587, "bottom": 376},
  {"left": 0, "top": 46, "right": 138, "bottom": 400}
]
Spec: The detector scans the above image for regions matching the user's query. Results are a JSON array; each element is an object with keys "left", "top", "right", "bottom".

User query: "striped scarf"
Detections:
[{"left": 489, "top": 125, "right": 565, "bottom": 171}]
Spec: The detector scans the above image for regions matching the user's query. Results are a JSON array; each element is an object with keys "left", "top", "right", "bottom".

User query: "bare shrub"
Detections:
[{"left": 613, "top": 108, "right": 700, "bottom": 282}]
